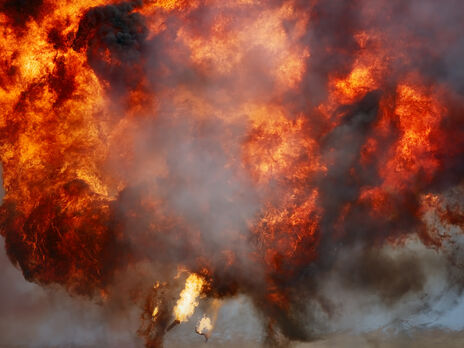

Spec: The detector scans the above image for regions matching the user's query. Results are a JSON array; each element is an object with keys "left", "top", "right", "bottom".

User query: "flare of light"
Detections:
[{"left": 173, "top": 273, "right": 205, "bottom": 322}]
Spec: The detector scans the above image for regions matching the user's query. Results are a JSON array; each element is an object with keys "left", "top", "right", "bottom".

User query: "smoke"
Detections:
[
  {"left": 1, "top": 0, "right": 464, "bottom": 347},
  {"left": 73, "top": 0, "right": 148, "bottom": 97},
  {"left": 0, "top": 0, "right": 45, "bottom": 28}
]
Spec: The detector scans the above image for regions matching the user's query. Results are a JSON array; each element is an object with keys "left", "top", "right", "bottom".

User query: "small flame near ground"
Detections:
[
  {"left": 196, "top": 315, "right": 213, "bottom": 342},
  {"left": 173, "top": 273, "right": 205, "bottom": 323},
  {"left": 197, "top": 315, "right": 213, "bottom": 333}
]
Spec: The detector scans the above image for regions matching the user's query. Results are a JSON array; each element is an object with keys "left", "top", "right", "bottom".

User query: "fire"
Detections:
[
  {"left": 197, "top": 315, "right": 213, "bottom": 333},
  {"left": 152, "top": 306, "right": 159, "bottom": 320},
  {"left": 1, "top": 0, "right": 464, "bottom": 346},
  {"left": 173, "top": 273, "right": 205, "bottom": 323},
  {"left": 333, "top": 66, "right": 377, "bottom": 103},
  {"left": 195, "top": 315, "right": 213, "bottom": 340},
  {"left": 382, "top": 83, "right": 445, "bottom": 190}
]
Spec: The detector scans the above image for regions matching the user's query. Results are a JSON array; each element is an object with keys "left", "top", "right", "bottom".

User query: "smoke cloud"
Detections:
[{"left": 0, "top": 0, "right": 464, "bottom": 347}]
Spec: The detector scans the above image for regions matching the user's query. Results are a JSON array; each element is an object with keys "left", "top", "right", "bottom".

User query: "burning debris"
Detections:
[{"left": 1, "top": 0, "right": 464, "bottom": 347}]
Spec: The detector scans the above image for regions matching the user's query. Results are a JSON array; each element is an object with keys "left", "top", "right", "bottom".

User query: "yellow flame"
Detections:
[
  {"left": 196, "top": 315, "right": 213, "bottom": 334},
  {"left": 173, "top": 273, "right": 204, "bottom": 322},
  {"left": 152, "top": 306, "right": 159, "bottom": 321}
]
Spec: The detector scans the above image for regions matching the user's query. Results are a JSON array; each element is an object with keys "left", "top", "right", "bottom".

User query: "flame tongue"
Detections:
[{"left": 173, "top": 273, "right": 205, "bottom": 323}]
